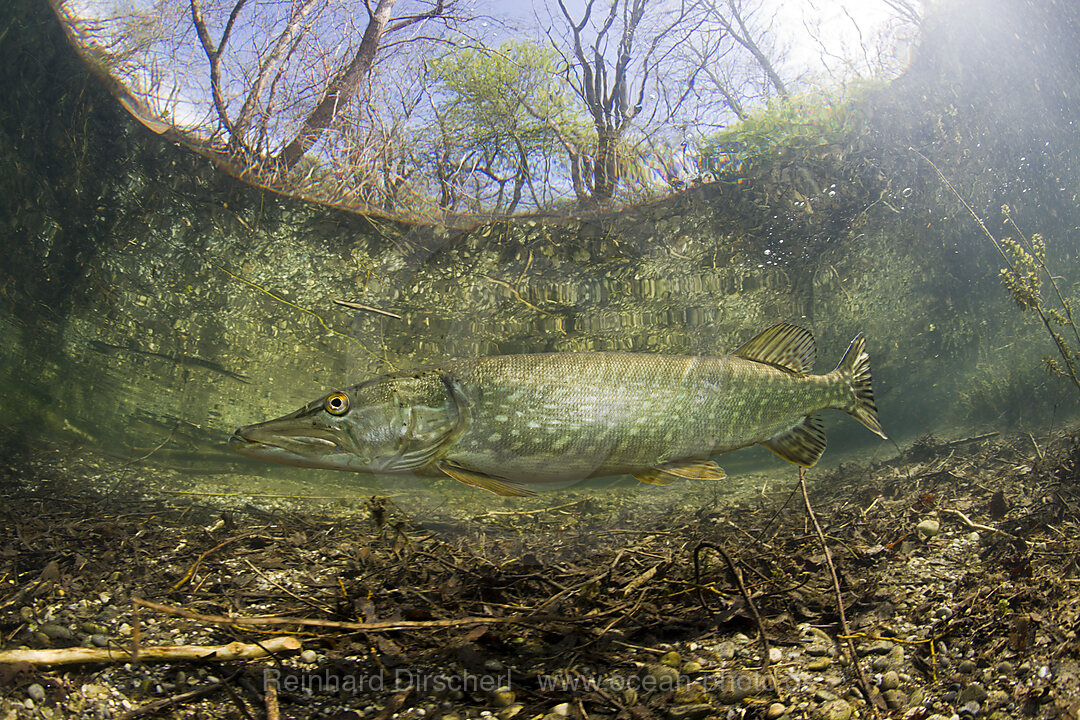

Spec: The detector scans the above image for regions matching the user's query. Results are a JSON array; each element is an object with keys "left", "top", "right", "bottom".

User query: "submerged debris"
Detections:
[{"left": 2, "top": 429, "right": 1080, "bottom": 719}]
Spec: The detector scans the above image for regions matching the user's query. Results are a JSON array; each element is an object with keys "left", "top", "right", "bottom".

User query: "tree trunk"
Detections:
[
  {"left": 592, "top": 128, "right": 620, "bottom": 203},
  {"left": 279, "top": 0, "right": 397, "bottom": 169}
]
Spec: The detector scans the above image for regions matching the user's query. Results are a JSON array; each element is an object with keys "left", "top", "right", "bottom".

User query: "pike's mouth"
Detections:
[{"left": 230, "top": 423, "right": 346, "bottom": 458}]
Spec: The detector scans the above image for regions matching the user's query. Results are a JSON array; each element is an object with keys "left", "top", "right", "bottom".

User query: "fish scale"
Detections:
[{"left": 231, "top": 324, "right": 886, "bottom": 497}]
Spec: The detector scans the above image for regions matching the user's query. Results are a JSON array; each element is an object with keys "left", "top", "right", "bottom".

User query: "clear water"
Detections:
[{"left": 2, "top": 0, "right": 1079, "bottom": 525}]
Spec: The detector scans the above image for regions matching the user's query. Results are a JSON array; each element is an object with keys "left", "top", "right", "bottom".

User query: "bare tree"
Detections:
[
  {"left": 703, "top": 0, "right": 788, "bottom": 99},
  {"left": 279, "top": 0, "right": 451, "bottom": 169},
  {"left": 552, "top": 0, "right": 704, "bottom": 206}
]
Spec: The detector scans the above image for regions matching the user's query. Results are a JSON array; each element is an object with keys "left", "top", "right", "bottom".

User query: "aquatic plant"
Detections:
[
  {"left": 914, "top": 148, "right": 1080, "bottom": 398},
  {"left": 995, "top": 205, "right": 1080, "bottom": 394}
]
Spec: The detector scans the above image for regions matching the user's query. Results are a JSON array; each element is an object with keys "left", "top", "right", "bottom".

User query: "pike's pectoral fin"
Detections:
[
  {"left": 761, "top": 414, "right": 827, "bottom": 467},
  {"left": 634, "top": 459, "right": 727, "bottom": 485},
  {"left": 437, "top": 461, "right": 538, "bottom": 497}
]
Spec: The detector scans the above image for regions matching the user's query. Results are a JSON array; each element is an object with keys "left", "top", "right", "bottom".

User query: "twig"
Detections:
[
  {"left": 133, "top": 597, "right": 551, "bottom": 632},
  {"left": 116, "top": 673, "right": 241, "bottom": 720},
  {"left": 0, "top": 636, "right": 301, "bottom": 666},
  {"left": 799, "top": 467, "right": 881, "bottom": 715},
  {"left": 265, "top": 679, "right": 280, "bottom": 720},
  {"left": 332, "top": 299, "right": 402, "bottom": 319},
  {"left": 942, "top": 508, "right": 1016, "bottom": 538},
  {"left": 173, "top": 534, "right": 260, "bottom": 591},
  {"left": 693, "top": 541, "right": 778, "bottom": 698},
  {"left": 241, "top": 557, "right": 335, "bottom": 615}
]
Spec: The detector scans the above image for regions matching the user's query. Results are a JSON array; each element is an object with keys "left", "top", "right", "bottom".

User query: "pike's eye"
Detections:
[{"left": 324, "top": 392, "right": 350, "bottom": 416}]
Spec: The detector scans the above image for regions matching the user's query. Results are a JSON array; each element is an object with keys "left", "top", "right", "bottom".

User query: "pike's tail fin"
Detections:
[{"left": 835, "top": 333, "right": 887, "bottom": 439}]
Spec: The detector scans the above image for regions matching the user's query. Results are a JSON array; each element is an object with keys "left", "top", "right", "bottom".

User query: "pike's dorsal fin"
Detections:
[
  {"left": 761, "top": 414, "right": 826, "bottom": 467},
  {"left": 732, "top": 323, "right": 816, "bottom": 375},
  {"left": 634, "top": 459, "right": 727, "bottom": 485},
  {"left": 438, "top": 462, "right": 537, "bottom": 497}
]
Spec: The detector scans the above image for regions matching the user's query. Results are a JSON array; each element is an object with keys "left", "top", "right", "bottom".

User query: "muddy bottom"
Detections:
[{"left": 2, "top": 427, "right": 1080, "bottom": 720}]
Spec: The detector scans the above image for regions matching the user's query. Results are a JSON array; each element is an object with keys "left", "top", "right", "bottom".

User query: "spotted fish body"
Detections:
[{"left": 231, "top": 324, "right": 886, "bottom": 496}]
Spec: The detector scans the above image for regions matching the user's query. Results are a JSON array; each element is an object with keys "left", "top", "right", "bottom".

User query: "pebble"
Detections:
[
  {"left": 715, "top": 641, "right": 736, "bottom": 660},
  {"left": 484, "top": 659, "right": 505, "bottom": 672},
  {"left": 714, "top": 671, "right": 765, "bottom": 703},
  {"left": 672, "top": 682, "right": 707, "bottom": 705},
  {"left": 681, "top": 661, "right": 702, "bottom": 673},
  {"left": 496, "top": 704, "right": 523, "bottom": 720},
  {"left": 765, "top": 702, "right": 787, "bottom": 719},
  {"left": 807, "top": 658, "right": 831, "bottom": 671},
  {"left": 549, "top": 703, "right": 570, "bottom": 717},
  {"left": 39, "top": 624, "right": 72, "bottom": 640},
  {"left": 882, "top": 689, "right": 908, "bottom": 708},
  {"left": 490, "top": 687, "right": 515, "bottom": 708},
  {"left": 880, "top": 670, "right": 900, "bottom": 690},
  {"left": 641, "top": 663, "right": 680, "bottom": 691},
  {"left": 860, "top": 640, "right": 894, "bottom": 656},
  {"left": 996, "top": 661, "right": 1015, "bottom": 676},
  {"left": 768, "top": 647, "right": 783, "bottom": 664},
  {"left": 666, "top": 705, "right": 713, "bottom": 720},
  {"left": 959, "top": 683, "right": 987, "bottom": 703},
  {"left": 813, "top": 699, "right": 853, "bottom": 720},
  {"left": 299, "top": 649, "right": 318, "bottom": 664},
  {"left": 957, "top": 659, "right": 976, "bottom": 674},
  {"left": 27, "top": 684, "right": 46, "bottom": 702},
  {"left": 91, "top": 634, "right": 109, "bottom": 647},
  {"left": 917, "top": 519, "right": 941, "bottom": 538},
  {"left": 660, "top": 650, "right": 682, "bottom": 668}
]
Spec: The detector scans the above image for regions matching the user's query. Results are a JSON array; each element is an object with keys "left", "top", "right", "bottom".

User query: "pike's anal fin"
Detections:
[
  {"left": 761, "top": 414, "right": 827, "bottom": 467},
  {"left": 634, "top": 459, "right": 727, "bottom": 485},
  {"left": 438, "top": 461, "right": 538, "bottom": 497}
]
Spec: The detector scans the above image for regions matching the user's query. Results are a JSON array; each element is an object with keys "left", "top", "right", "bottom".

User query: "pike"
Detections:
[{"left": 230, "top": 324, "right": 886, "bottom": 497}]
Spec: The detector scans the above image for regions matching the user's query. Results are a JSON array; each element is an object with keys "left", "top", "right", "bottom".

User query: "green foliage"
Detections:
[
  {"left": 697, "top": 83, "right": 881, "bottom": 170},
  {"left": 427, "top": 40, "right": 586, "bottom": 150}
]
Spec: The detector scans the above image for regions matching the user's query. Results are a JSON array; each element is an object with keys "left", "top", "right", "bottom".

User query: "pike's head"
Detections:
[{"left": 230, "top": 370, "right": 466, "bottom": 474}]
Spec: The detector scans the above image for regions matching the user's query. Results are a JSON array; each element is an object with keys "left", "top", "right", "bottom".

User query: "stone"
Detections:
[
  {"left": 714, "top": 672, "right": 766, "bottom": 704},
  {"left": 957, "top": 659, "right": 976, "bottom": 674},
  {"left": 916, "top": 519, "right": 940, "bottom": 538},
  {"left": 39, "top": 624, "right": 72, "bottom": 640},
  {"left": 880, "top": 670, "right": 900, "bottom": 690},
  {"left": 496, "top": 704, "right": 523, "bottom": 720},
  {"left": 550, "top": 703, "right": 571, "bottom": 717},
  {"left": 681, "top": 661, "right": 702, "bottom": 673},
  {"left": 660, "top": 650, "right": 682, "bottom": 668},
  {"left": 641, "top": 663, "right": 681, "bottom": 692},
  {"left": 813, "top": 699, "right": 853, "bottom": 720},
  {"left": 490, "top": 687, "right": 515, "bottom": 708},
  {"left": 768, "top": 647, "right": 783, "bottom": 664},
  {"left": 765, "top": 702, "right": 787, "bottom": 719},
  {"left": 26, "top": 684, "right": 45, "bottom": 702},
  {"left": 666, "top": 705, "right": 713, "bottom": 720},
  {"left": 299, "top": 649, "right": 317, "bottom": 664},
  {"left": 860, "top": 640, "right": 894, "bottom": 656},
  {"left": 882, "top": 689, "right": 908, "bottom": 708},
  {"left": 714, "top": 641, "right": 736, "bottom": 660},
  {"left": 807, "top": 658, "right": 831, "bottom": 671},
  {"left": 672, "top": 682, "right": 707, "bottom": 705},
  {"left": 959, "top": 683, "right": 987, "bottom": 704}
]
